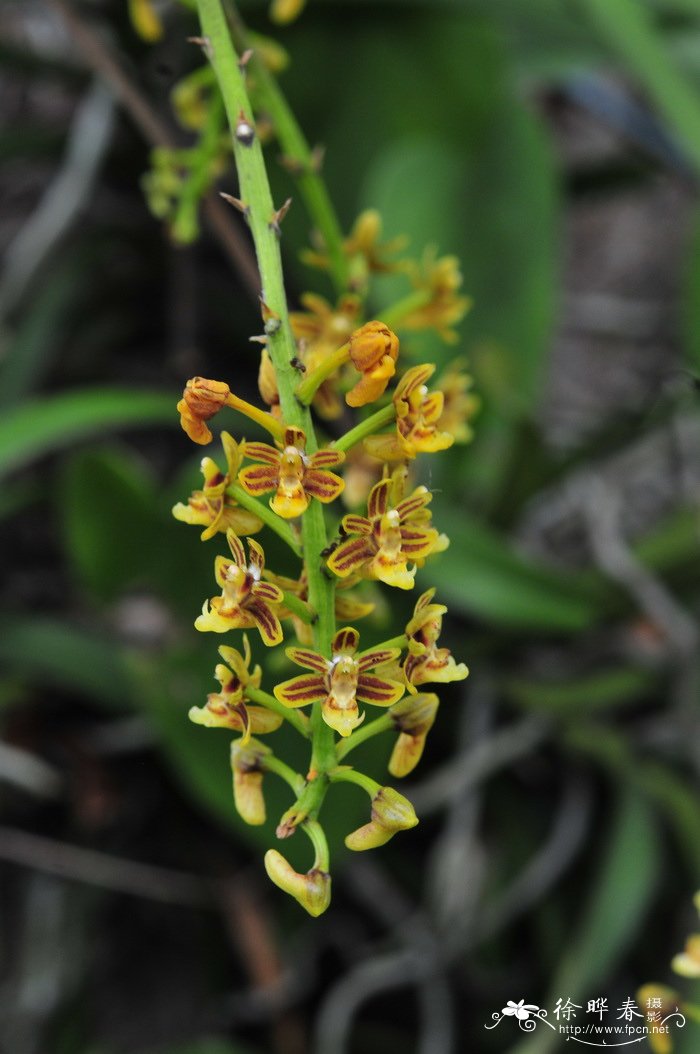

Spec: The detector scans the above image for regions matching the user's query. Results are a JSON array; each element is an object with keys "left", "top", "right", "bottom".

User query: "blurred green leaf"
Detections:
[
  {"left": 582, "top": 0, "right": 700, "bottom": 172},
  {"left": 60, "top": 447, "right": 160, "bottom": 603},
  {"left": 683, "top": 208, "right": 700, "bottom": 370},
  {"left": 0, "top": 388, "right": 175, "bottom": 478},
  {"left": 0, "top": 262, "right": 83, "bottom": 406},
  {"left": 0, "top": 618, "right": 133, "bottom": 711},
  {"left": 506, "top": 666, "right": 658, "bottom": 715},
  {"left": 147, "top": 1041, "right": 258, "bottom": 1054},
  {"left": 512, "top": 787, "right": 660, "bottom": 1054},
  {"left": 423, "top": 507, "right": 607, "bottom": 631},
  {"left": 566, "top": 724, "right": 700, "bottom": 878}
]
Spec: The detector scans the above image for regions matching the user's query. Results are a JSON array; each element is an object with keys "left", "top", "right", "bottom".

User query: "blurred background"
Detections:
[{"left": 1, "top": 1, "right": 700, "bottom": 1053}]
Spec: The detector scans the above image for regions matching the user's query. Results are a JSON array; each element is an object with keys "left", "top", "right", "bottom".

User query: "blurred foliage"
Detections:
[{"left": 0, "top": 0, "right": 699, "bottom": 1052}]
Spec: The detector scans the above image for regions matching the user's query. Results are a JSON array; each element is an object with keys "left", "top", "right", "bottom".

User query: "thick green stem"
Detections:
[
  {"left": 222, "top": 0, "right": 349, "bottom": 294},
  {"left": 332, "top": 403, "right": 396, "bottom": 455},
  {"left": 197, "top": 0, "right": 336, "bottom": 799},
  {"left": 227, "top": 481, "right": 302, "bottom": 555},
  {"left": 246, "top": 685, "right": 310, "bottom": 737},
  {"left": 336, "top": 714, "right": 393, "bottom": 761}
]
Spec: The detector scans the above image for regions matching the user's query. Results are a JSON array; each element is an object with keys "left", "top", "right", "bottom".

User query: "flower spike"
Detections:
[{"left": 195, "top": 531, "right": 284, "bottom": 645}]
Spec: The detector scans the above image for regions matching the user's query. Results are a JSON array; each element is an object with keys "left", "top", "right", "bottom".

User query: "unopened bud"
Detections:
[
  {"left": 264, "top": 849, "right": 331, "bottom": 916},
  {"left": 389, "top": 693, "right": 439, "bottom": 777},
  {"left": 183, "top": 377, "right": 230, "bottom": 419},
  {"left": 231, "top": 739, "right": 270, "bottom": 826},
  {"left": 345, "top": 786, "right": 418, "bottom": 851},
  {"left": 672, "top": 934, "right": 700, "bottom": 977},
  {"left": 348, "top": 321, "right": 399, "bottom": 373}
]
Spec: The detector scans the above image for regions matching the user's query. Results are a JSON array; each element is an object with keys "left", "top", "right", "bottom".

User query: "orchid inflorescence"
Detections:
[{"left": 170, "top": 0, "right": 476, "bottom": 916}]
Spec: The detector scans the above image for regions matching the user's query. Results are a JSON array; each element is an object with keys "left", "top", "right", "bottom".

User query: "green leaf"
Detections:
[
  {"left": 0, "top": 388, "right": 175, "bottom": 479},
  {"left": 582, "top": 0, "right": 700, "bottom": 172},
  {"left": 60, "top": 448, "right": 160, "bottom": 603},
  {"left": 0, "top": 262, "right": 83, "bottom": 406},
  {"left": 423, "top": 507, "right": 606, "bottom": 632},
  {"left": 0, "top": 618, "right": 133, "bottom": 711},
  {"left": 511, "top": 787, "right": 660, "bottom": 1054},
  {"left": 505, "top": 666, "right": 658, "bottom": 716}
]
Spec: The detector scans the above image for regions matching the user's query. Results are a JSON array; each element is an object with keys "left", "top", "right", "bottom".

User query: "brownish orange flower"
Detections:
[
  {"left": 178, "top": 377, "right": 230, "bottom": 444},
  {"left": 195, "top": 530, "right": 284, "bottom": 646},
  {"left": 274, "top": 627, "right": 404, "bottom": 737},
  {"left": 327, "top": 477, "right": 439, "bottom": 590},
  {"left": 238, "top": 426, "right": 345, "bottom": 519},
  {"left": 346, "top": 321, "right": 399, "bottom": 407}
]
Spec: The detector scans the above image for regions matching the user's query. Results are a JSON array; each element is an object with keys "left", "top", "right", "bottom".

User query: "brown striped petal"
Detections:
[
  {"left": 243, "top": 441, "right": 281, "bottom": 465},
  {"left": 309, "top": 448, "right": 345, "bottom": 469},
  {"left": 303, "top": 469, "right": 345, "bottom": 503},
  {"left": 252, "top": 580, "right": 283, "bottom": 603},
  {"left": 274, "top": 673, "right": 327, "bottom": 707},
  {"left": 358, "top": 646, "right": 401, "bottom": 672},
  {"left": 226, "top": 529, "right": 247, "bottom": 569},
  {"left": 399, "top": 525, "right": 438, "bottom": 558},
  {"left": 238, "top": 464, "right": 280, "bottom": 496},
  {"left": 327, "top": 536, "right": 377, "bottom": 578},
  {"left": 246, "top": 598, "right": 283, "bottom": 647},
  {"left": 356, "top": 674, "right": 405, "bottom": 706},
  {"left": 286, "top": 647, "right": 328, "bottom": 673},
  {"left": 395, "top": 487, "right": 432, "bottom": 521},
  {"left": 332, "top": 627, "right": 359, "bottom": 655},
  {"left": 367, "top": 478, "right": 391, "bottom": 519},
  {"left": 247, "top": 537, "right": 266, "bottom": 576},
  {"left": 341, "top": 514, "right": 372, "bottom": 536}
]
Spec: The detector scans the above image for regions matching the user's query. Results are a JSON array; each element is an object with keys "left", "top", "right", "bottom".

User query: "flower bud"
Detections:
[
  {"left": 178, "top": 377, "right": 231, "bottom": 445},
  {"left": 346, "top": 321, "right": 399, "bottom": 407},
  {"left": 345, "top": 786, "right": 418, "bottom": 851},
  {"left": 672, "top": 934, "right": 700, "bottom": 977},
  {"left": 183, "top": 377, "right": 230, "bottom": 419},
  {"left": 231, "top": 739, "right": 271, "bottom": 826},
  {"left": 264, "top": 849, "right": 331, "bottom": 916},
  {"left": 388, "top": 693, "right": 439, "bottom": 777}
]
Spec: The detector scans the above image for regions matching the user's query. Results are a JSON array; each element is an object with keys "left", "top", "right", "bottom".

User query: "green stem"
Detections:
[
  {"left": 381, "top": 287, "right": 432, "bottom": 330},
  {"left": 280, "top": 590, "right": 315, "bottom": 625},
  {"left": 172, "top": 91, "right": 225, "bottom": 244},
  {"left": 227, "top": 482, "right": 302, "bottom": 555},
  {"left": 328, "top": 766, "right": 381, "bottom": 797},
  {"left": 336, "top": 714, "right": 393, "bottom": 761},
  {"left": 222, "top": 1, "right": 349, "bottom": 294},
  {"left": 197, "top": 0, "right": 336, "bottom": 798},
  {"left": 361, "top": 633, "right": 408, "bottom": 656},
  {"left": 295, "top": 341, "right": 349, "bottom": 405},
  {"left": 332, "top": 402, "right": 396, "bottom": 454},
  {"left": 263, "top": 755, "right": 305, "bottom": 795},
  {"left": 246, "top": 685, "right": 310, "bottom": 737},
  {"left": 302, "top": 818, "right": 330, "bottom": 871}
]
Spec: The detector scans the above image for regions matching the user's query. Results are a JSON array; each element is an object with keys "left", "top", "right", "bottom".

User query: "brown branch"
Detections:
[
  {"left": 0, "top": 825, "right": 212, "bottom": 907},
  {"left": 45, "top": 0, "right": 260, "bottom": 297}
]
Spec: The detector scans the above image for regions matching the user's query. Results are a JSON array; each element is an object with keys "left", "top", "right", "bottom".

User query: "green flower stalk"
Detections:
[{"left": 171, "top": 0, "right": 472, "bottom": 915}]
